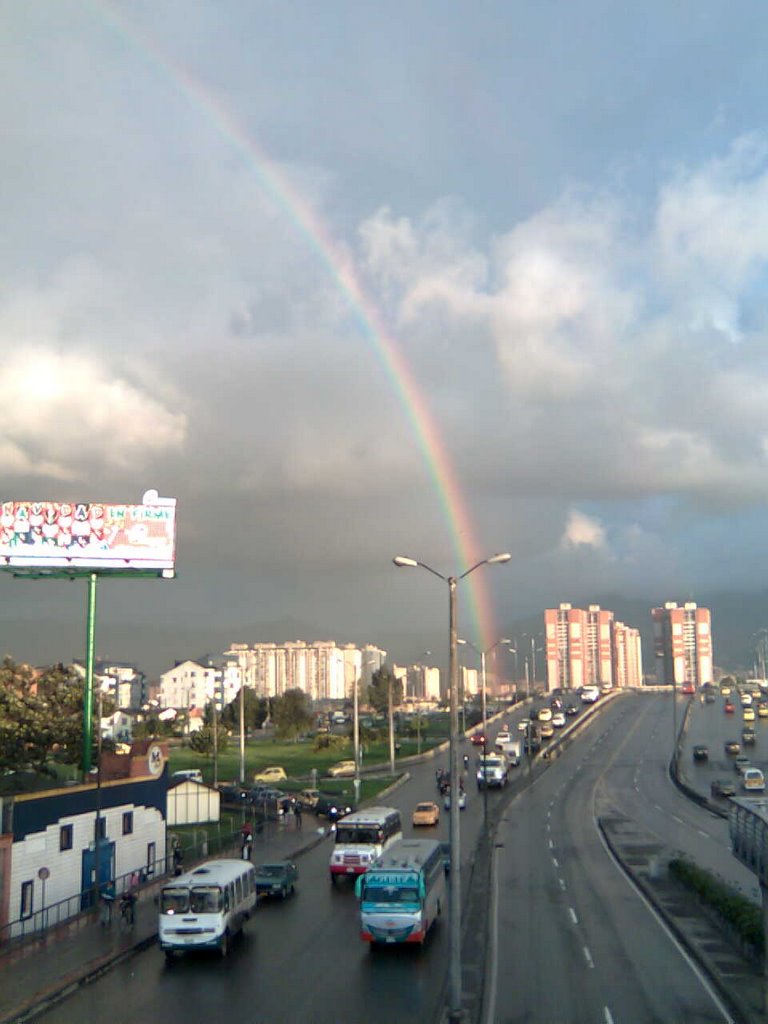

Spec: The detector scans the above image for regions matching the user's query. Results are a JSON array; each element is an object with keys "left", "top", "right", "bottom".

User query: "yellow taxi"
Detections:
[
  {"left": 743, "top": 707, "right": 756, "bottom": 722},
  {"left": 412, "top": 801, "right": 440, "bottom": 827}
]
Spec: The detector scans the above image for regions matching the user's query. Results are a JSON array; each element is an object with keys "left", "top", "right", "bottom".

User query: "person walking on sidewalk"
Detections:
[{"left": 294, "top": 800, "right": 302, "bottom": 830}]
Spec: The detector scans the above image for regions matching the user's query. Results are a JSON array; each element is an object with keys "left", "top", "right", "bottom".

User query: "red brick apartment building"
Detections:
[
  {"left": 544, "top": 604, "right": 643, "bottom": 693},
  {"left": 651, "top": 602, "right": 713, "bottom": 688}
]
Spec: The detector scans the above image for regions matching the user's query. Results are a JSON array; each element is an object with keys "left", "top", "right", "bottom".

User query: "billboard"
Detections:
[{"left": 0, "top": 490, "right": 177, "bottom": 576}]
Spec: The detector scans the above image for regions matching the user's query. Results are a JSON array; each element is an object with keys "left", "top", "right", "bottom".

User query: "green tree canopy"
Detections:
[
  {"left": 188, "top": 723, "right": 228, "bottom": 756},
  {"left": 271, "top": 688, "right": 313, "bottom": 741},
  {"left": 221, "top": 688, "right": 269, "bottom": 733},
  {"left": 0, "top": 658, "right": 93, "bottom": 774},
  {"left": 366, "top": 666, "right": 402, "bottom": 715}
]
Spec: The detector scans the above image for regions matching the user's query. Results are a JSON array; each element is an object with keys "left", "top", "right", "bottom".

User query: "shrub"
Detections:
[{"left": 669, "top": 857, "right": 763, "bottom": 953}]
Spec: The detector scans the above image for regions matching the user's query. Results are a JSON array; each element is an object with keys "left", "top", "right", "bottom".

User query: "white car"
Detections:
[
  {"left": 517, "top": 718, "right": 530, "bottom": 733},
  {"left": 552, "top": 712, "right": 566, "bottom": 728},
  {"left": 741, "top": 693, "right": 753, "bottom": 706},
  {"left": 495, "top": 731, "right": 512, "bottom": 748}
]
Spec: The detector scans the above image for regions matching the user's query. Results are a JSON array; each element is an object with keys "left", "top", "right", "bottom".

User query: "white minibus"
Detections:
[
  {"left": 356, "top": 838, "right": 446, "bottom": 945},
  {"left": 159, "top": 859, "right": 257, "bottom": 959},
  {"left": 329, "top": 806, "right": 402, "bottom": 881}
]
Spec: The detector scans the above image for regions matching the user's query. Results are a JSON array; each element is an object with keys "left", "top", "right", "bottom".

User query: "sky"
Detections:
[{"left": 3, "top": 0, "right": 768, "bottom": 677}]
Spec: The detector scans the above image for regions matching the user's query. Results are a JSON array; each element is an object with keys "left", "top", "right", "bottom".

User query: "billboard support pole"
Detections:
[{"left": 83, "top": 572, "right": 98, "bottom": 777}]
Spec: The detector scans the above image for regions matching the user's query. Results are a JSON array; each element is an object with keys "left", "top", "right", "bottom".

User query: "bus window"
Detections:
[
  {"left": 161, "top": 888, "right": 189, "bottom": 915},
  {"left": 190, "top": 886, "right": 222, "bottom": 913}
]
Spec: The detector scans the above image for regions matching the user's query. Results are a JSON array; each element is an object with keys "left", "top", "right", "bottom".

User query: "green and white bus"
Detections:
[{"left": 355, "top": 838, "right": 446, "bottom": 946}]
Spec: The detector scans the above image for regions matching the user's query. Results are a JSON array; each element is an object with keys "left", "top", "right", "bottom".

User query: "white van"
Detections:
[{"left": 172, "top": 769, "right": 203, "bottom": 784}]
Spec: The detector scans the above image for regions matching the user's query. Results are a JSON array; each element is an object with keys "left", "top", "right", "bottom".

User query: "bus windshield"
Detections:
[
  {"left": 161, "top": 888, "right": 189, "bottom": 915},
  {"left": 190, "top": 886, "right": 223, "bottom": 913},
  {"left": 363, "top": 884, "right": 420, "bottom": 904}
]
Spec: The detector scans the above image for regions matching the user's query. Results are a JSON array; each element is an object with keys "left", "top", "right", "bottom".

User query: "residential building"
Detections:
[
  {"left": 544, "top": 603, "right": 643, "bottom": 692},
  {"left": 396, "top": 662, "right": 441, "bottom": 702},
  {"left": 223, "top": 641, "right": 387, "bottom": 703},
  {"left": 651, "top": 602, "right": 713, "bottom": 688},
  {"left": 157, "top": 659, "right": 222, "bottom": 711},
  {"left": 72, "top": 660, "right": 146, "bottom": 711}
]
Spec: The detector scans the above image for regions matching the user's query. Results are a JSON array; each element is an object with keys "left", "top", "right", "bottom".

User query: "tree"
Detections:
[
  {"left": 0, "top": 658, "right": 95, "bottom": 774},
  {"left": 221, "top": 688, "right": 269, "bottom": 733},
  {"left": 189, "top": 724, "right": 228, "bottom": 756},
  {"left": 367, "top": 667, "right": 402, "bottom": 715},
  {"left": 271, "top": 688, "right": 313, "bottom": 741}
]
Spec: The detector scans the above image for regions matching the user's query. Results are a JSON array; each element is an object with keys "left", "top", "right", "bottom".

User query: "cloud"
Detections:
[{"left": 560, "top": 509, "right": 606, "bottom": 550}]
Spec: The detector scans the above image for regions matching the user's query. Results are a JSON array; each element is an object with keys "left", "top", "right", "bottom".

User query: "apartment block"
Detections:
[
  {"left": 223, "top": 641, "right": 387, "bottom": 703},
  {"left": 545, "top": 603, "right": 643, "bottom": 693},
  {"left": 651, "top": 602, "right": 713, "bottom": 688}
]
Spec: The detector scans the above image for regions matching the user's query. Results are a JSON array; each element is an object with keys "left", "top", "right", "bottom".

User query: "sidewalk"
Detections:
[{"left": 0, "top": 818, "right": 328, "bottom": 1024}]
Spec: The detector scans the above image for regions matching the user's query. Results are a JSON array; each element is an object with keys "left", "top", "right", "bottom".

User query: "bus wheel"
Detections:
[
  {"left": 219, "top": 930, "right": 229, "bottom": 958},
  {"left": 437, "top": 899, "right": 442, "bottom": 917},
  {"left": 164, "top": 949, "right": 176, "bottom": 964},
  {"left": 330, "top": 873, "right": 337, "bottom": 885}
]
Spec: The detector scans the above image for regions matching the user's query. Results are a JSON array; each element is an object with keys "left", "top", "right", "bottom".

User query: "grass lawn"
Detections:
[{"left": 168, "top": 729, "right": 447, "bottom": 788}]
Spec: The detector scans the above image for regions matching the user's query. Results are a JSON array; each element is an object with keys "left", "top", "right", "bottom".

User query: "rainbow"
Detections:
[{"left": 88, "top": 0, "right": 504, "bottom": 652}]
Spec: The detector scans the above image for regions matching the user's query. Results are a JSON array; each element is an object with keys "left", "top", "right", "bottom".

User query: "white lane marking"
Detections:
[
  {"left": 698, "top": 829, "right": 708, "bottom": 838},
  {"left": 552, "top": 857, "right": 559, "bottom": 868},
  {"left": 583, "top": 945, "right": 595, "bottom": 968},
  {"left": 604, "top": 1007, "right": 615, "bottom": 1024},
  {"left": 672, "top": 815, "right": 684, "bottom": 825},
  {"left": 549, "top": 839, "right": 554, "bottom": 849},
  {"left": 569, "top": 906, "right": 578, "bottom": 925},
  {"left": 558, "top": 877, "right": 566, "bottom": 891}
]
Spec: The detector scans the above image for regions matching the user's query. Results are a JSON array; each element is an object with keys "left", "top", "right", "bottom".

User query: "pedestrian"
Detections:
[
  {"left": 294, "top": 801, "right": 302, "bottom": 830},
  {"left": 99, "top": 889, "right": 114, "bottom": 926},
  {"left": 172, "top": 845, "right": 183, "bottom": 876}
]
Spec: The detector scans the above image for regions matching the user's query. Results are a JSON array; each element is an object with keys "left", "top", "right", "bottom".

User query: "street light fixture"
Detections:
[
  {"left": 393, "top": 550, "right": 510, "bottom": 1023},
  {"left": 457, "top": 635, "right": 512, "bottom": 831}
]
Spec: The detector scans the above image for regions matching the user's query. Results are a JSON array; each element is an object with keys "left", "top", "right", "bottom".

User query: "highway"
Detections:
[
  {"left": 490, "top": 693, "right": 737, "bottom": 1023},
  {"left": 37, "top": 691, "right": 753, "bottom": 1023}
]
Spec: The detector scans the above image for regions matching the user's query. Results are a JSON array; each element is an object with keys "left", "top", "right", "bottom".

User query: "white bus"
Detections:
[
  {"left": 159, "top": 858, "right": 257, "bottom": 959},
  {"left": 355, "top": 838, "right": 446, "bottom": 945},
  {"left": 329, "top": 806, "right": 402, "bottom": 882}
]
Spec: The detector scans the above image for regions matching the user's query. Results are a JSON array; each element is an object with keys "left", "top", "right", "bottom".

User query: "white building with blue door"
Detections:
[{"left": 0, "top": 743, "right": 167, "bottom": 940}]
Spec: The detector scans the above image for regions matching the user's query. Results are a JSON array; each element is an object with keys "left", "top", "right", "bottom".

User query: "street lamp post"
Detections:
[
  {"left": 393, "top": 551, "right": 511, "bottom": 1023},
  {"left": 457, "top": 636, "right": 512, "bottom": 832}
]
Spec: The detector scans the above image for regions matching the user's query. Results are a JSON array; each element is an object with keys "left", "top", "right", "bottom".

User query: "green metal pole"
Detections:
[{"left": 83, "top": 572, "right": 97, "bottom": 776}]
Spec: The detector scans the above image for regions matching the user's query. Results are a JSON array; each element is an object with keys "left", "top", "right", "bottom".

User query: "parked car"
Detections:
[
  {"left": 711, "top": 778, "right": 736, "bottom": 798},
  {"left": 253, "top": 766, "right": 287, "bottom": 784},
  {"left": 724, "top": 740, "right": 741, "bottom": 755},
  {"left": 412, "top": 801, "right": 440, "bottom": 827},
  {"left": 692, "top": 745, "right": 709, "bottom": 762},
  {"left": 327, "top": 760, "right": 356, "bottom": 778},
  {"left": 298, "top": 789, "right": 321, "bottom": 810},
  {"left": 254, "top": 860, "right": 298, "bottom": 899}
]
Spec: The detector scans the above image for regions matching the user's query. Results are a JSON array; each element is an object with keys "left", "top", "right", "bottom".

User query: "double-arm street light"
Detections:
[
  {"left": 457, "top": 636, "right": 512, "bottom": 748},
  {"left": 457, "top": 635, "right": 512, "bottom": 831},
  {"left": 393, "top": 551, "right": 511, "bottom": 1023}
]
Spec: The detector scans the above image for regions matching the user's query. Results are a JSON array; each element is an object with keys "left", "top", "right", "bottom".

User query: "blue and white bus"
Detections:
[
  {"left": 355, "top": 838, "right": 446, "bottom": 945},
  {"left": 159, "top": 859, "right": 257, "bottom": 959},
  {"left": 329, "top": 806, "right": 402, "bottom": 881}
]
